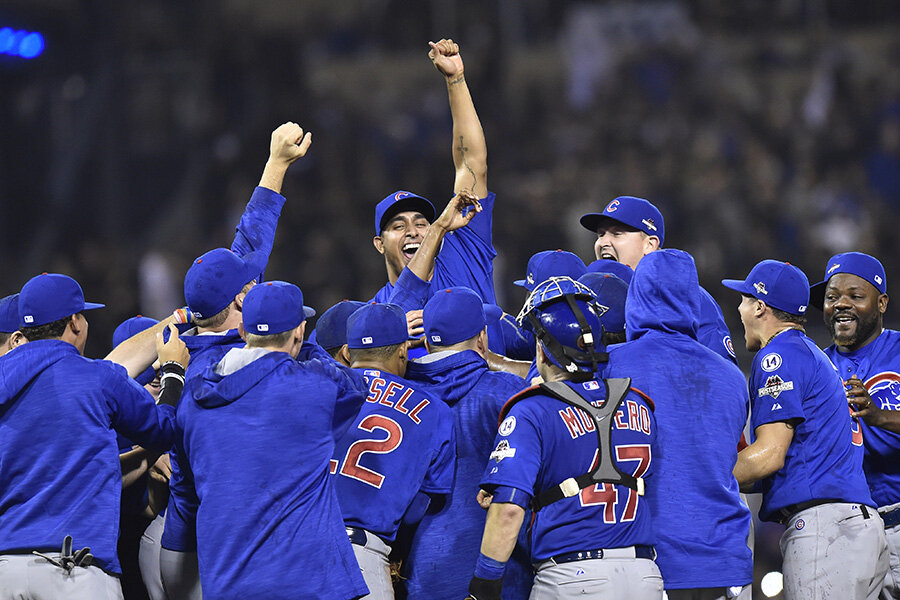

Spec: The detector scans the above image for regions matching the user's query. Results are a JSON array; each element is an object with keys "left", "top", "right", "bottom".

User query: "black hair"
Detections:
[{"left": 20, "top": 315, "right": 72, "bottom": 341}]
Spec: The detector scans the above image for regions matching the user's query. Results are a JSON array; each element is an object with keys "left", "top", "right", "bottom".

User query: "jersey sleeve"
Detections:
[
  {"left": 480, "top": 402, "right": 542, "bottom": 496},
  {"left": 433, "top": 192, "right": 498, "bottom": 305},
  {"left": 160, "top": 445, "right": 199, "bottom": 552},
  {"left": 750, "top": 349, "right": 806, "bottom": 430},
  {"left": 389, "top": 268, "right": 433, "bottom": 313},
  {"left": 465, "top": 191, "right": 496, "bottom": 247},
  {"left": 309, "top": 358, "right": 368, "bottom": 442},
  {"left": 419, "top": 409, "right": 456, "bottom": 495},
  {"left": 230, "top": 186, "right": 287, "bottom": 281},
  {"left": 104, "top": 364, "right": 175, "bottom": 452}
]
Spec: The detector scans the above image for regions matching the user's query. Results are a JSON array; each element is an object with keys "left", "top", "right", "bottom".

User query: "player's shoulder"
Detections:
[{"left": 479, "top": 369, "right": 528, "bottom": 395}]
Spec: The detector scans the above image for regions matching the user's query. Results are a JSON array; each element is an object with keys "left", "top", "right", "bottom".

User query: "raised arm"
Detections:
[{"left": 429, "top": 39, "right": 488, "bottom": 199}]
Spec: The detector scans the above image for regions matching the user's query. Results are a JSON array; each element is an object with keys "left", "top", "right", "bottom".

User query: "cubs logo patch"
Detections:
[
  {"left": 724, "top": 335, "right": 735, "bottom": 358},
  {"left": 865, "top": 372, "right": 900, "bottom": 411},
  {"left": 761, "top": 352, "right": 782, "bottom": 372},
  {"left": 758, "top": 375, "right": 794, "bottom": 399},
  {"left": 394, "top": 191, "right": 410, "bottom": 201},
  {"left": 795, "top": 518, "right": 805, "bottom": 530},
  {"left": 490, "top": 440, "right": 516, "bottom": 462},
  {"left": 605, "top": 199, "right": 620, "bottom": 213},
  {"left": 499, "top": 416, "right": 517, "bottom": 436}
]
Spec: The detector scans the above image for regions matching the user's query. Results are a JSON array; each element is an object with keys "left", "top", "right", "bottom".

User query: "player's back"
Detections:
[
  {"left": 753, "top": 329, "right": 873, "bottom": 521},
  {"left": 825, "top": 328, "right": 900, "bottom": 507},
  {"left": 179, "top": 349, "right": 367, "bottom": 600},
  {"left": 604, "top": 248, "right": 752, "bottom": 588},
  {"left": 332, "top": 368, "right": 455, "bottom": 543}
]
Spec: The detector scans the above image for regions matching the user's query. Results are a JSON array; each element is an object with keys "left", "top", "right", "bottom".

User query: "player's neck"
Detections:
[
  {"left": 352, "top": 360, "right": 400, "bottom": 377},
  {"left": 761, "top": 324, "right": 803, "bottom": 348}
]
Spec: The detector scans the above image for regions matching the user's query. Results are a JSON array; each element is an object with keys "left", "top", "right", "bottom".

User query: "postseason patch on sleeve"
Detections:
[
  {"left": 757, "top": 374, "right": 794, "bottom": 400},
  {"left": 490, "top": 439, "right": 516, "bottom": 462}
]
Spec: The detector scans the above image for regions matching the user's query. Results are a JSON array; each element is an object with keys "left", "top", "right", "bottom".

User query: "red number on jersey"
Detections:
[
  {"left": 338, "top": 414, "right": 404, "bottom": 488},
  {"left": 579, "top": 444, "right": 651, "bottom": 523}
]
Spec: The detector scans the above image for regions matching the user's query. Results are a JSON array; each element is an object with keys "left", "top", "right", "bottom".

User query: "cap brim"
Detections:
[
  {"left": 512, "top": 279, "right": 530, "bottom": 289},
  {"left": 378, "top": 197, "right": 436, "bottom": 232},
  {"left": 83, "top": 302, "right": 106, "bottom": 311},
  {"left": 808, "top": 281, "right": 827, "bottom": 311},
  {"left": 580, "top": 213, "right": 622, "bottom": 233},
  {"left": 302, "top": 305, "right": 316, "bottom": 319},
  {"left": 483, "top": 304, "right": 503, "bottom": 325},
  {"left": 721, "top": 279, "right": 752, "bottom": 295}
]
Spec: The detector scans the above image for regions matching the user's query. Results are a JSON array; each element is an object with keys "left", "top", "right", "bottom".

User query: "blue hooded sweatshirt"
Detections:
[
  {"left": 175, "top": 348, "right": 369, "bottom": 600},
  {"left": 603, "top": 249, "right": 752, "bottom": 589},
  {"left": 0, "top": 340, "right": 175, "bottom": 574},
  {"left": 403, "top": 349, "right": 533, "bottom": 600}
]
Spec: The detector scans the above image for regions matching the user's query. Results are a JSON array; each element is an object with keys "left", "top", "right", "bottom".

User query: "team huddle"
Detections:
[{"left": 1, "top": 39, "right": 899, "bottom": 600}]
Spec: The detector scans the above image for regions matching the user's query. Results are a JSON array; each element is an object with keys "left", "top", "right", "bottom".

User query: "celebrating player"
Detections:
[
  {"left": 811, "top": 252, "right": 900, "bottom": 599},
  {"left": 605, "top": 250, "right": 752, "bottom": 599},
  {"left": 332, "top": 302, "right": 455, "bottom": 599},
  {"left": 580, "top": 196, "right": 736, "bottom": 362},
  {"left": 468, "top": 277, "right": 660, "bottom": 600},
  {"left": 723, "top": 260, "right": 888, "bottom": 600},
  {"left": 0, "top": 294, "right": 23, "bottom": 356}
]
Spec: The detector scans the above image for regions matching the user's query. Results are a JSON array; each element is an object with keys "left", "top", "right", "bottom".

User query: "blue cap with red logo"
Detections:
[
  {"left": 374, "top": 191, "right": 436, "bottom": 235},
  {"left": 242, "top": 281, "right": 315, "bottom": 336},
  {"left": 316, "top": 300, "right": 367, "bottom": 350},
  {"left": 809, "top": 252, "right": 887, "bottom": 310},
  {"left": 0, "top": 294, "right": 19, "bottom": 333},
  {"left": 184, "top": 248, "right": 266, "bottom": 320},
  {"left": 424, "top": 287, "right": 503, "bottom": 347},
  {"left": 514, "top": 250, "right": 587, "bottom": 291},
  {"left": 722, "top": 260, "right": 810, "bottom": 315},
  {"left": 19, "top": 273, "right": 105, "bottom": 327},
  {"left": 585, "top": 259, "right": 634, "bottom": 285},
  {"left": 579, "top": 196, "right": 665, "bottom": 245},
  {"left": 347, "top": 303, "right": 408, "bottom": 349}
]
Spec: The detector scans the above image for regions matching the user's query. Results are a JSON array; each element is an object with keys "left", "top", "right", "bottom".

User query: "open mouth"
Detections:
[
  {"left": 599, "top": 251, "right": 618, "bottom": 262},
  {"left": 832, "top": 313, "right": 857, "bottom": 330},
  {"left": 402, "top": 242, "right": 421, "bottom": 262}
]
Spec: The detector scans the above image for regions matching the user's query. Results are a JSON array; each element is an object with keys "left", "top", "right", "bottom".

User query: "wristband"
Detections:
[
  {"left": 161, "top": 361, "right": 186, "bottom": 375},
  {"left": 172, "top": 308, "right": 192, "bottom": 325},
  {"left": 466, "top": 575, "right": 502, "bottom": 600},
  {"left": 473, "top": 553, "right": 506, "bottom": 581}
]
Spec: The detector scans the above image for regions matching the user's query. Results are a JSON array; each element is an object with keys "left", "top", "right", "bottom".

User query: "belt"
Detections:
[
  {"left": 880, "top": 507, "right": 900, "bottom": 529},
  {"left": 542, "top": 545, "right": 656, "bottom": 566},
  {"left": 346, "top": 527, "right": 367, "bottom": 547},
  {"left": 776, "top": 498, "right": 841, "bottom": 524}
]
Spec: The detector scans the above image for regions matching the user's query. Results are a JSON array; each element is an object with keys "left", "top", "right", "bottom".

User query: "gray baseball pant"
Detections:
[
  {"left": 879, "top": 501, "right": 900, "bottom": 600},
  {"left": 665, "top": 586, "right": 750, "bottom": 600},
  {"left": 0, "top": 553, "right": 124, "bottom": 600},
  {"left": 780, "top": 502, "right": 888, "bottom": 600},
  {"left": 139, "top": 513, "right": 167, "bottom": 600},
  {"left": 529, "top": 549, "right": 663, "bottom": 600},
  {"left": 350, "top": 529, "right": 392, "bottom": 600},
  {"left": 159, "top": 547, "right": 202, "bottom": 600}
]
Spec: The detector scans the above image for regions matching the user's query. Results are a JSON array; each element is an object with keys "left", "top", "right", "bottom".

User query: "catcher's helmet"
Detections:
[{"left": 516, "top": 276, "right": 608, "bottom": 377}]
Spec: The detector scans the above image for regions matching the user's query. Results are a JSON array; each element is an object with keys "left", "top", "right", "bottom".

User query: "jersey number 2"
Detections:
[
  {"left": 579, "top": 444, "right": 651, "bottom": 523},
  {"left": 332, "top": 415, "right": 404, "bottom": 489}
]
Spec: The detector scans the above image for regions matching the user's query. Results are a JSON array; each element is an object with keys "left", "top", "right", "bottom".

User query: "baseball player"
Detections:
[
  {"left": 172, "top": 281, "right": 368, "bottom": 600},
  {"left": 0, "top": 273, "right": 188, "bottom": 600},
  {"left": 316, "top": 300, "right": 368, "bottom": 365},
  {"left": 580, "top": 196, "right": 737, "bottom": 363},
  {"left": 811, "top": 252, "right": 900, "bottom": 599},
  {"left": 160, "top": 120, "right": 312, "bottom": 599},
  {"left": 333, "top": 302, "right": 456, "bottom": 599},
  {"left": 603, "top": 249, "right": 752, "bottom": 599},
  {"left": 468, "top": 276, "right": 661, "bottom": 600},
  {"left": 401, "top": 287, "right": 531, "bottom": 600},
  {"left": 0, "top": 294, "right": 23, "bottom": 356},
  {"left": 723, "top": 259, "right": 889, "bottom": 600}
]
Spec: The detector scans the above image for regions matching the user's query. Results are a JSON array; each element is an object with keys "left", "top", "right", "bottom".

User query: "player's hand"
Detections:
[
  {"left": 406, "top": 309, "right": 425, "bottom": 338},
  {"left": 149, "top": 453, "right": 173, "bottom": 484},
  {"left": 268, "top": 122, "right": 313, "bottom": 167},
  {"left": 157, "top": 324, "right": 189, "bottom": 370},
  {"left": 476, "top": 488, "right": 493, "bottom": 510},
  {"left": 434, "top": 191, "right": 482, "bottom": 233},
  {"left": 847, "top": 375, "right": 883, "bottom": 424},
  {"left": 428, "top": 39, "right": 464, "bottom": 80}
]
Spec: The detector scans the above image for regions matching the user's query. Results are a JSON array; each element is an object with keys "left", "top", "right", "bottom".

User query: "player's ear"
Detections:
[
  {"left": 337, "top": 344, "right": 351, "bottom": 367},
  {"left": 476, "top": 328, "right": 488, "bottom": 355},
  {"left": 373, "top": 236, "right": 385, "bottom": 255},
  {"left": 645, "top": 235, "right": 660, "bottom": 253},
  {"left": 296, "top": 321, "right": 307, "bottom": 342},
  {"left": 879, "top": 293, "right": 889, "bottom": 315}
]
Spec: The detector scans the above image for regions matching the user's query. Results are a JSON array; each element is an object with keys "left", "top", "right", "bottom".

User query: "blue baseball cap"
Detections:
[
  {"left": 809, "top": 252, "right": 887, "bottom": 310},
  {"left": 0, "top": 294, "right": 19, "bottom": 333},
  {"left": 515, "top": 250, "right": 587, "bottom": 290},
  {"left": 19, "top": 273, "right": 105, "bottom": 327},
  {"left": 423, "top": 286, "right": 503, "bottom": 347},
  {"left": 722, "top": 260, "right": 810, "bottom": 315},
  {"left": 316, "top": 300, "right": 367, "bottom": 350},
  {"left": 113, "top": 316, "right": 159, "bottom": 385},
  {"left": 578, "top": 272, "right": 629, "bottom": 334},
  {"left": 184, "top": 248, "right": 266, "bottom": 320},
  {"left": 242, "top": 281, "right": 315, "bottom": 336},
  {"left": 346, "top": 303, "right": 408, "bottom": 349},
  {"left": 579, "top": 196, "right": 665, "bottom": 245},
  {"left": 374, "top": 191, "right": 436, "bottom": 235},
  {"left": 585, "top": 259, "right": 634, "bottom": 285}
]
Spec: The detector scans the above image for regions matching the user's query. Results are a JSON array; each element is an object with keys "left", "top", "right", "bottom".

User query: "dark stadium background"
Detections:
[{"left": 2, "top": 1, "right": 898, "bottom": 597}]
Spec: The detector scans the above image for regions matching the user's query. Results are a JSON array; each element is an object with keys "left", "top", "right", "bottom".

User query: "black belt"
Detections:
[
  {"left": 545, "top": 545, "right": 655, "bottom": 565},
  {"left": 880, "top": 507, "right": 900, "bottom": 529},
  {"left": 777, "top": 499, "right": 870, "bottom": 524},
  {"left": 346, "top": 527, "right": 367, "bottom": 546}
]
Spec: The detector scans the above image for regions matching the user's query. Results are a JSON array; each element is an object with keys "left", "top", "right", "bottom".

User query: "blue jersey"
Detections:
[
  {"left": 825, "top": 329, "right": 900, "bottom": 508},
  {"left": 0, "top": 340, "right": 174, "bottom": 574},
  {"left": 480, "top": 380, "right": 656, "bottom": 561},
  {"left": 698, "top": 286, "right": 738, "bottom": 364},
  {"left": 605, "top": 248, "right": 751, "bottom": 589},
  {"left": 177, "top": 348, "right": 368, "bottom": 600},
  {"left": 332, "top": 368, "right": 455, "bottom": 543},
  {"left": 372, "top": 191, "right": 498, "bottom": 306},
  {"left": 404, "top": 350, "right": 531, "bottom": 600},
  {"left": 750, "top": 328, "right": 873, "bottom": 521}
]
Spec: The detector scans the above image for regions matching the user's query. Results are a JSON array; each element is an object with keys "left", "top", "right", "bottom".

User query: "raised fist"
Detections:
[
  {"left": 428, "top": 38, "right": 464, "bottom": 80},
  {"left": 269, "top": 122, "right": 313, "bottom": 166}
]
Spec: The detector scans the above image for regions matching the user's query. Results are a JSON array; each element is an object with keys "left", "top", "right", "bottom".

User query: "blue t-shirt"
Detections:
[
  {"left": 372, "top": 191, "right": 498, "bottom": 306},
  {"left": 824, "top": 329, "right": 900, "bottom": 508},
  {"left": 480, "top": 380, "right": 656, "bottom": 561},
  {"left": 750, "top": 328, "right": 873, "bottom": 521},
  {"left": 332, "top": 368, "right": 455, "bottom": 543},
  {"left": 0, "top": 340, "right": 174, "bottom": 574},
  {"left": 177, "top": 350, "right": 368, "bottom": 600}
]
